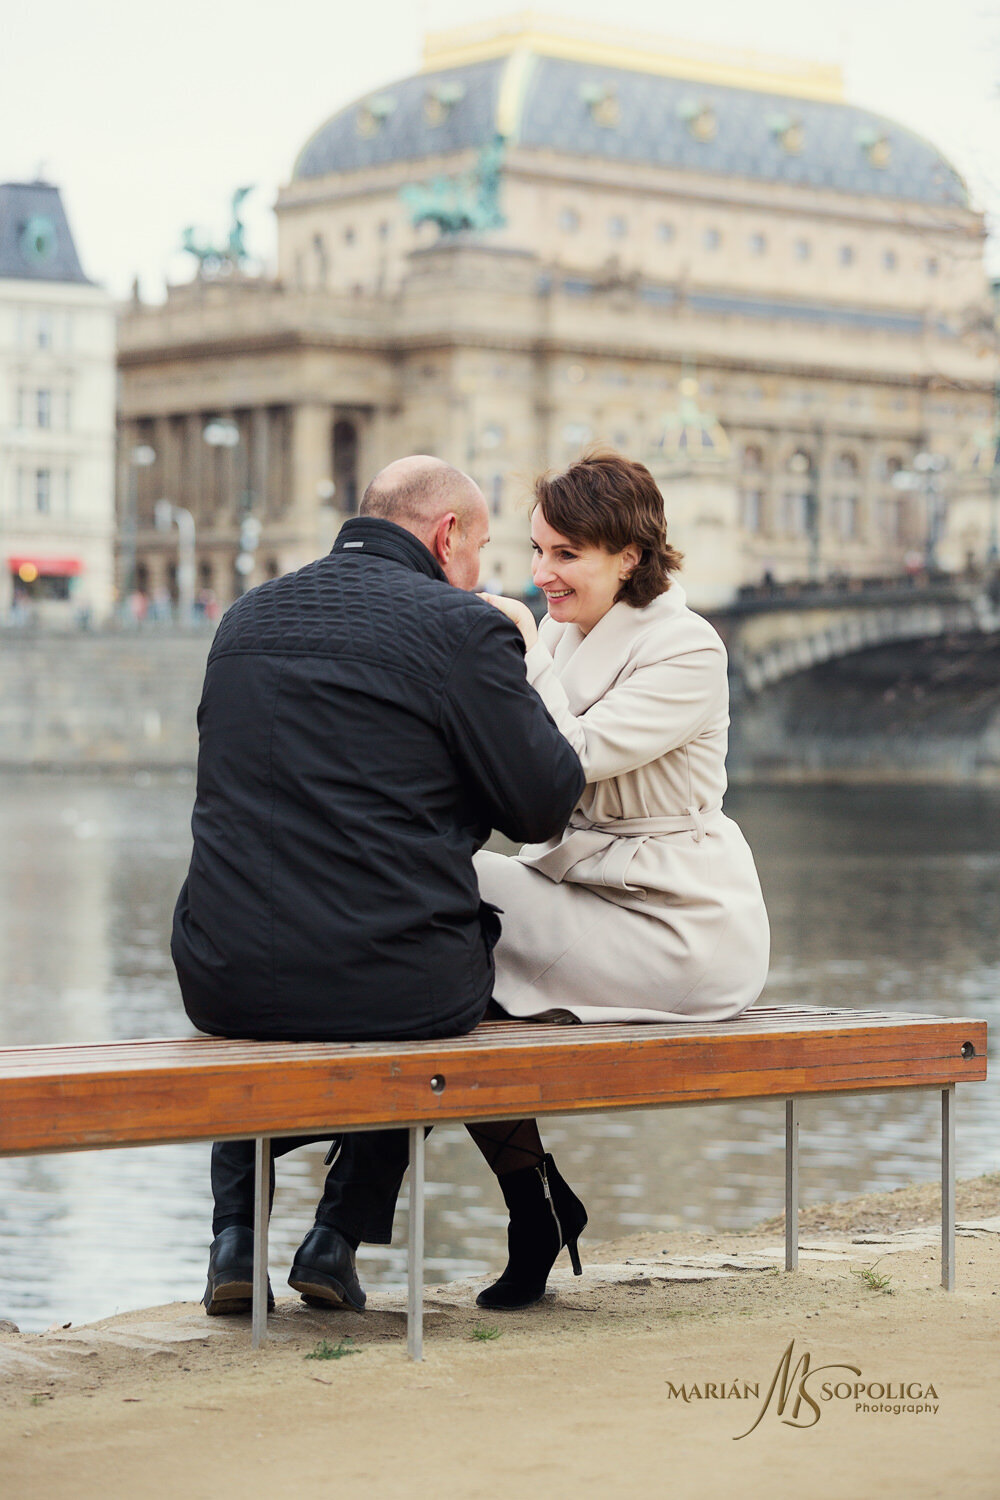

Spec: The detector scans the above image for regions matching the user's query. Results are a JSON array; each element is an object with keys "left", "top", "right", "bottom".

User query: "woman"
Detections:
[{"left": 467, "top": 449, "right": 770, "bottom": 1310}]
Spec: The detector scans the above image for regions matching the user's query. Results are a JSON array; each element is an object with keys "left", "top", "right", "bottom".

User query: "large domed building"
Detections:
[{"left": 118, "top": 16, "right": 997, "bottom": 606}]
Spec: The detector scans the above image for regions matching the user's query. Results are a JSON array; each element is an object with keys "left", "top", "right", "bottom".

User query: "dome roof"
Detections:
[{"left": 293, "top": 50, "right": 968, "bottom": 208}]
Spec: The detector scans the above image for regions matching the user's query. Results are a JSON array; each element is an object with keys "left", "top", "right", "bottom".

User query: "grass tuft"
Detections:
[
  {"left": 851, "top": 1261, "right": 893, "bottom": 1294},
  {"left": 305, "top": 1337, "right": 359, "bottom": 1360},
  {"left": 471, "top": 1324, "right": 502, "bottom": 1342}
]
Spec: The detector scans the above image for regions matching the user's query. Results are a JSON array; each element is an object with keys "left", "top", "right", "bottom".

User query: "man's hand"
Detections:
[{"left": 479, "top": 593, "right": 539, "bottom": 650}]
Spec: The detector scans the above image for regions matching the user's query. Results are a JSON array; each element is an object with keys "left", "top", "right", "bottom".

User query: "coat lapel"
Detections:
[{"left": 553, "top": 585, "right": 688, "bottom": 715}]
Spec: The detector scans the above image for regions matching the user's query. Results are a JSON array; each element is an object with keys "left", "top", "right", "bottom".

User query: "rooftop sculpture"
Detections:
[
  {"left": 182, "top": 186, "right": 254, "bottom": 276},
  {"left": 400, "top": 134, "right": 506, "bottom": 236}
]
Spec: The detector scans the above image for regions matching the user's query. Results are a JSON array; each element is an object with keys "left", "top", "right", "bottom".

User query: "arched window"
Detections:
[
  {"left": 831, "top": 453, "right": 861, "bottom": 541},
  {"left": 782, "top": 450, "right": 814, "bottom": 536},
  {"left": 739, "top": 445, "right": 766, "bottom": 533},
  {"left": 740, "top": 489, "right": 763, "bottom": 533},
  {"left": 835, "top": 495, "right": 859, "bottom": 540}
]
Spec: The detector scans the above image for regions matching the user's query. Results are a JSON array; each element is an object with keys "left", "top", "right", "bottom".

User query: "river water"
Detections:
[{"left": 0, "top": 774, "right": 996, "bottom": 1332}]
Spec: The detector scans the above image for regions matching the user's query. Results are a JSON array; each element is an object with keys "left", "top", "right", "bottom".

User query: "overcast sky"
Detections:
[{"left": 4, "top": 0, "right": 1000, "bottom": 299}]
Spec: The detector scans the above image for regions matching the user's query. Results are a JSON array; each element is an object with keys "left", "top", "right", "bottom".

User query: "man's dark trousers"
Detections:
[{"left": 211, "top": 1130, "right": 411, "bottom": 1243}]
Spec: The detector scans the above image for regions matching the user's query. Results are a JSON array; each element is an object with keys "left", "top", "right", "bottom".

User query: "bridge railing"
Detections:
[{"left": 731, "top": 570, "right": 999, "bottom": 615}]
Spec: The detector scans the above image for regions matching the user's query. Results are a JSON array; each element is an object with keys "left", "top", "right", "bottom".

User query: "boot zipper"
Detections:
[{"left": 539, "top": 1160, "right": 564, "bottom": 1249}]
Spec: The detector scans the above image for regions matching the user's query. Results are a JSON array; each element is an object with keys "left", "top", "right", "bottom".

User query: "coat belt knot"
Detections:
[{"left": 521, "top": 805, "right": 724, "bottom": 894}]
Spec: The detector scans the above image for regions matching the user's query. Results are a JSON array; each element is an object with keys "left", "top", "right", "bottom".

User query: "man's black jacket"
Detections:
[{"left": 172, "top": 518, "right": 584, "bottom": 1042}]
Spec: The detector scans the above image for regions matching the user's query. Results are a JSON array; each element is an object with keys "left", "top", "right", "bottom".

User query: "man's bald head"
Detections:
[
  {"left": 360, "top": 456, "right": 483, "bottom": 535},
  {"left": 359, "top": 455, "right": 490, "bottom": 590}
]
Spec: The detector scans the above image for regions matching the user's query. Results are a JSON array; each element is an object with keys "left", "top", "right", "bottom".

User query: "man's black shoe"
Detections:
[
  {"left": 203, "top": 1225, "right": 275, "bottom": 1316},
  {"left": 288, "top": 1225, "right": 367, "bottom": 1312}
]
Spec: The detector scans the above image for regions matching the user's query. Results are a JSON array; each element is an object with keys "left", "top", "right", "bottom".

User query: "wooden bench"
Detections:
[{"left": 0, "top": 1005, "right": 987, "bottom": 1359}]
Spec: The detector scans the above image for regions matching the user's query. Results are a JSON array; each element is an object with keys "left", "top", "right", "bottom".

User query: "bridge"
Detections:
[{"left": 711, "top": 576, "right": 1000, "bottom": 694}]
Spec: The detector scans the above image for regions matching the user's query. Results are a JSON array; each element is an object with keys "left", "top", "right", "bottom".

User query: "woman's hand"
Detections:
[{"left": 479, "top": 593, "right": 539, "bottom": 650}]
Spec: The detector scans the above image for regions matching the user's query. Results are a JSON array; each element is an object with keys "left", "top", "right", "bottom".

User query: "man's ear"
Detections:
[{"left": 431, "top": 512, "right": 458, "bottom": 565}]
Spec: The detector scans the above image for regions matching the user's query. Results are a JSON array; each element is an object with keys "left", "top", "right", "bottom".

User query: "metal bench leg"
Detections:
[
  {"left": 407, "top": 1125, "right": 425, "bottom": 1361},
  {"left": 252, "top": 1135, "right": 271, "bottom": 1348},
  {"left": 785, "top": 1099, "right": 799, "bottom": 1271},
  {"left": 942, "top": 1086, "right": 955, "bottom": 1291}
]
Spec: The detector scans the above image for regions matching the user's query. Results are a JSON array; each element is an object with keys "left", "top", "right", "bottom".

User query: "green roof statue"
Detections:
[
  {"left": 182, "top": 186, "right": 253, "bottom": 276},
  {"left": 401, "top": 135, "right": 506, "bottom": 236}
]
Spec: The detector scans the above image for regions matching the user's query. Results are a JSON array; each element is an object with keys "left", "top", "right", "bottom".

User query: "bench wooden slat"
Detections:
[
  {"left": 0, "top": 1011, "right": 986, "bottom": 1157},
  {"left": 0, "top": 1006, "right": 972, "bottom": 1072}
]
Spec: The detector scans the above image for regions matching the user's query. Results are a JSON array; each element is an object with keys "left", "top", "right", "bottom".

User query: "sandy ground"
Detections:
[{"left": 2, "top": 1174, "right": 999, "bottom": 1500}]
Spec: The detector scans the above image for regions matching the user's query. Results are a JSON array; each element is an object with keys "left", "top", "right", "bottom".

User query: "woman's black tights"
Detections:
[{"left": 466, "top": 1118, "right": 545, "bottom": 1176}]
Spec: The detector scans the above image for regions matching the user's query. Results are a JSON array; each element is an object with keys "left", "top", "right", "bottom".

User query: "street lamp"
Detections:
[
  {"left": 121, "top": 442, "right": 156, "bottom": 609},
  {"left": 203, "top": 419, "right": 240, "bottom": 449},
  {"left": 236, "top": 514, "right": 261, "bottom": 586},
  {"left": 154, "top": 499, "right": 197, "bottom": 624},
  {"left": 203, "top": 417, "right": 258, "bottom": 594}
]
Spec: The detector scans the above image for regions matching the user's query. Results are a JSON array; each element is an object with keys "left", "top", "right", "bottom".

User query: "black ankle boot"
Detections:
[
  {"left": 203, "top": 1225, "right": 275, "bottom": 1316},
  {"left": 476, "top": 1154, "right": 587, "bottom": 1311},
  {"left": 288, "top": 1225, "right": 367, "bottom": 1312}
]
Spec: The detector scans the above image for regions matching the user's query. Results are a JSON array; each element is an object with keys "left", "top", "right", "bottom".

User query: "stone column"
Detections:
[
  {"left": 159, "top": 416, "right": 184, "bottom": 517},
  {"left": 250, "top": 408, "right": 269, "bottom": 517},
  {"left": 184, "top": 414, "right": 205, "bottom": 527},
  {"left": 287, "top": 402, "right": 332, "bottom": 569},
  {"left": 859, "top": 436, "right": 879, "bottom": 549},
  {"left": 358, "top": 406, "right": 392, "bottom": 490}
]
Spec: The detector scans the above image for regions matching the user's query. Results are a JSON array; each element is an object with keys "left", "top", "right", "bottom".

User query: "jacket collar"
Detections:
[
  {"left": 331, "top": 517, "right": 447, "bottom": 583},
  {"left": 547, "top": 584, "right": 689, "bottom": 715}
]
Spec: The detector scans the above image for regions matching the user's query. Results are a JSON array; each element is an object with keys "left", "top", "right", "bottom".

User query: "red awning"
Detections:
[{"left": 8, "top": 556, "right": 84, "bottom": 577}]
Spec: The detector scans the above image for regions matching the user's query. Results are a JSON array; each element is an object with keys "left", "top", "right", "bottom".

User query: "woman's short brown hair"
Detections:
[{"left": 534, "top": 448, "right": 682, "bottom": 609}]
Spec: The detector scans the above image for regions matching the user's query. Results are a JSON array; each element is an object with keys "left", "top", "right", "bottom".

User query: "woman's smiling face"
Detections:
[{"left": 530, "top": 508, "right": 639, "bottom": 635}]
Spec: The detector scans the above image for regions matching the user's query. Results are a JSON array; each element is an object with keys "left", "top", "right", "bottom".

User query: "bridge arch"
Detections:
[{"left": 720, "top": 583, "right": 1000, "bottom": 692}]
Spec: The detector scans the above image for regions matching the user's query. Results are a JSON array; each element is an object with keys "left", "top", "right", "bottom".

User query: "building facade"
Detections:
[
  {"left": 117, "top": 17, "right": 999, "bottom": 609},
  {"left": 0, "top": 181, "right": 116, "bottom": 620}
]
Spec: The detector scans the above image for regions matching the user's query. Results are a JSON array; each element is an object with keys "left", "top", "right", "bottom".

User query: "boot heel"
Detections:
[{"left": 568, "top": 1238, "right": 583, "bottom": 1276}]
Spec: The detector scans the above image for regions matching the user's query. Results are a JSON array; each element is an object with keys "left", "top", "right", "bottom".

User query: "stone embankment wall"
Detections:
[
  {"left": 2, "top": 630, "right": 999, "bottom": 782},
  {"left": 0, "top": 632, "right": 209, "bottom": 769}
]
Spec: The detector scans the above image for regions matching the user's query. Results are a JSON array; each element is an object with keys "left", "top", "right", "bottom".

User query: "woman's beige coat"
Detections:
[{"left": 474, "top": 582, "right": 769, "bottom": 1022}]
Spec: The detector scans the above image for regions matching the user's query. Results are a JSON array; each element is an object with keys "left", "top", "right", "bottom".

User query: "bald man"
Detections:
[{"left": 172, "top": 457, "right": 584, "bottom": 1316}]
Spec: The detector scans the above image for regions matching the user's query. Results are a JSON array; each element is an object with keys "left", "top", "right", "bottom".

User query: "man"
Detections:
[{"left": 171, "top": 456, "right": 584, "bottom": 1315}]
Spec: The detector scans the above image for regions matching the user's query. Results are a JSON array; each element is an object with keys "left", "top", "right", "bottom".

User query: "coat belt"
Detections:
[{"left": 522, "top": 805, "right": 724, "bottom": 894}]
